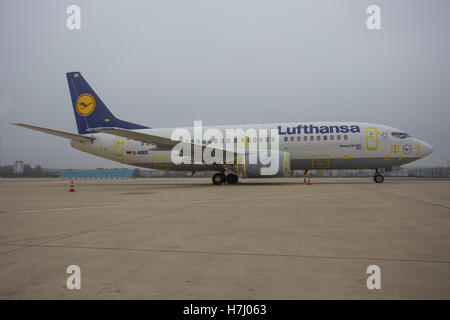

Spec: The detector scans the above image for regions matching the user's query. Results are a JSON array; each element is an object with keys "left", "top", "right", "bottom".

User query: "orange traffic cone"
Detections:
[
  {"left": 307, "top": 177, "right": 312, "bottom": 185},
  {"left": 69, "top": 180, "right": 75, "bottom": 192}
]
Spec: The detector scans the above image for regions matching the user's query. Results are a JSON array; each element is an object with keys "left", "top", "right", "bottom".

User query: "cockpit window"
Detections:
[{"left": 391, "top": 132, "right": 410, "bottom": 139}]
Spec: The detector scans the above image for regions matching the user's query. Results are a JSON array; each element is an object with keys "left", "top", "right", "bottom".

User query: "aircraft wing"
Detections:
[
  {"left": 90, "top": 127, "right": 243, "bottom": 155},
  {"left": 89, "top": 127, "right": 181, "bottom": 149},
  {"left": 11, "top": 123, "right": 95, "bottom": 142}
]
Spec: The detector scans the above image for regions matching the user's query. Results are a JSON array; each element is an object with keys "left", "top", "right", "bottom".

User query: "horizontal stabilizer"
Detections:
[{"left": 11, "top": 123, "right": 94, "bottom": 142}]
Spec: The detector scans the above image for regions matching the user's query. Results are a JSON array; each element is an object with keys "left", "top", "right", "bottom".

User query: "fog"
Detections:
[{"left": 0, "top": 0, "right": 449, "bottom": 168}]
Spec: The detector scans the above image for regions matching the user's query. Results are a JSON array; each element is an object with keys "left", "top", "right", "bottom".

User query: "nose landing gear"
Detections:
[
  {"left": 373, "top": 169, "right": 384, "bottom": 183},
  {"left": 374, "top": 174, "right": 384, "bottom": 183}
]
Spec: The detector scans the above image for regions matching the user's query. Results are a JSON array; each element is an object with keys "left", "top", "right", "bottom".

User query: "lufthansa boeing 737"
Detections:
[{"left": 12, "top": 72, "right": 433, "bottom": 184}]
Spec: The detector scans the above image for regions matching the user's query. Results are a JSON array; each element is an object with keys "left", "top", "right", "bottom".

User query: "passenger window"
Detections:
[
  {"left": 303, "top": 136, "right": 307, "bottom": 141},
  {"left": 317, "top": 136, "right": 321, "bottom": 141},
  {"left": 310, "top": 136, "right": 314, "bottom": 141},
  {"left": 344, "top": 135, "right": 348, "bottom": 140},
  {"left": 297, "top": 136, "right": 301, "bottom": 141},
  {"left": 290, "top": 136, "right": 294, "bottom": 142},
  {"left": 323, "top": 135, "right": 327, "bottom": 141},
  {"left": 337, "top": 135, "right": 341, "bottom": 140},
  {"left": 284, "top": 137, "right": 288, "bottom": 142},
  {"left": 330, "top": 135, "right": 334, "bottom": 141}
]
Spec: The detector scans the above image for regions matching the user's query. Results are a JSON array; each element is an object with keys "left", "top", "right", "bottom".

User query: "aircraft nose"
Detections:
[{"left": 419, "top": 140, "right": 433, "bottom": 157}]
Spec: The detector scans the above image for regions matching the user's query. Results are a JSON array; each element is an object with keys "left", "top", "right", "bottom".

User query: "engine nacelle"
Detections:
[{"left": 230, "top": 151, "right": 291, "bottom": 178}]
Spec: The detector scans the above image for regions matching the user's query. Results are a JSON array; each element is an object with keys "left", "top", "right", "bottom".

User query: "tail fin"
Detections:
[{"left": 66, "top": 72, "right": 149, "bottom": 134}]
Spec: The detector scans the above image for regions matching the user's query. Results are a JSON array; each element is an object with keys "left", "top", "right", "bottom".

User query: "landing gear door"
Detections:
[{"left": 365, "top": 127, "right": 379, "bottom": 150}]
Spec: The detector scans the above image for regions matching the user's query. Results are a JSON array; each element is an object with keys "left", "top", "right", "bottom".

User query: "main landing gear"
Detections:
[
  {"left": 212, "top": 172, "right": 239, "bottom": 185},
  {"left": 373, "top": 169, "right": 384, "bottom": 183}
]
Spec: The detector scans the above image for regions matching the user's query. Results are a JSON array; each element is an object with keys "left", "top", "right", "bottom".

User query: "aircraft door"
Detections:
[
  {"left": 365, "top": 127, "right": 379, "bottom": 150},
  {"left": 114, "top": 136, "right": 125, "bottom": 156}
]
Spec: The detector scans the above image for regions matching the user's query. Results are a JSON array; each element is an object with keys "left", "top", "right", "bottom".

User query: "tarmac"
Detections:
[{"left": 0, "top": 177, "right": 449, "bottom": 299}]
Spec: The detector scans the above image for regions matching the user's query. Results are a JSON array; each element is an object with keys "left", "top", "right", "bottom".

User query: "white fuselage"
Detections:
[{"left": 70, "top": 122, "right": 433, "bottom": 176}]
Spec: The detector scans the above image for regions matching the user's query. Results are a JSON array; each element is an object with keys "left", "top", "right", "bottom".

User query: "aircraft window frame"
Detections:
[
  {"left": 317, "top": 135, "right": 321, "bottom": 141},
  {"left": 392, "top": 132, "right": 410, "bottom": 139},
  {"left": 284, "top": 137, "right": 288, "bottom": 142},
  {"left": 310, "top": 136, "right": 314, "bottom": 141},
  {"left": 330, "top": 135, "right": 334, "bottom": 141},
  {"left": 323, "top": 135, "right": 327, "bottom": 141},
  {"left": 297, "top": 136, "right": 301, "bottom": 141},
  {"left": 337, "top": 135, "right": 341, "bottom": 140},
  {"left": 290, "top": 136, "right": 295, "bottom": 142},
  {"left": 343, "top": 135, "right": 348, "bottom": 140},
  {"left": 303, "top": 136, "right": 307, "bottom": 141}
]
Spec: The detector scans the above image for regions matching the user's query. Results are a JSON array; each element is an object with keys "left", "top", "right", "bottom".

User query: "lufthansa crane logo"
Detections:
[
  {"left": 402, "top": 144, "right": 412, "bottom": 154},
  {"left": 76, "top": 94, "right": 96, "bottom": 116}
]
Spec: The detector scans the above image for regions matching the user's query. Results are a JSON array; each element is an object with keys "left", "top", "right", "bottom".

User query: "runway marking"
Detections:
[
  {"left": 0, "top": 191, "right": 367, "bottom": 214},
  {"left": 0, "top": 242, "right": 449, "bottom": 265}
]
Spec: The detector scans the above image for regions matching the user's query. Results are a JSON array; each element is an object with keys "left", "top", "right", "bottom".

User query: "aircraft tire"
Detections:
[
  {"left": 212, "top": 173, "right": 226, "bottom": 185},
  {"left": 226, "top": 174, "right": 239, "bottom": 184},
  {"left": 374, "top": 174, "right": 384, "bottom": 183}
]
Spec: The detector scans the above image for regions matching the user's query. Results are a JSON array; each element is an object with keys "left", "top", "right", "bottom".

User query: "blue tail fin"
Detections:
[{"left": 66, "top": 72, "right": 149, "bottom": 134}]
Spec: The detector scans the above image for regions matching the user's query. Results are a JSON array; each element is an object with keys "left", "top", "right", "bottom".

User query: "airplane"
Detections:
[{"left": 12, "top": 72, "right": 433, "bottom": 184}]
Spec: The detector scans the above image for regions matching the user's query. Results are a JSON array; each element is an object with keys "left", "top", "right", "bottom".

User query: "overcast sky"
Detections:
[{"left": 0, "top": 0, "right": 449, "bottom": 169}]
